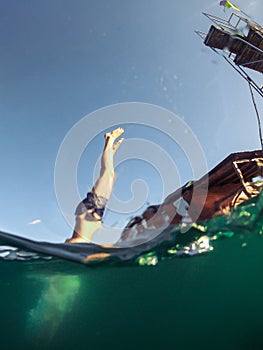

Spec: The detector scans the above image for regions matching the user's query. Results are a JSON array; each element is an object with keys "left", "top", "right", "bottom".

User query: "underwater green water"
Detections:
[
  {"left": 2, "top": 191, "right": 263, "bottom": 350},
  {"left": 1, "top": 230, "right": 263, "bottom": 350}
]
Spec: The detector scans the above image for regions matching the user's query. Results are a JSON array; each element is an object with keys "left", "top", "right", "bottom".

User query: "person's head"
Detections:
[
  {"left": 142, "top": 205, "right": 160, "bottom": 221},
  {"left": 126, "top": 216, "right": 143, "bottom": 228}
]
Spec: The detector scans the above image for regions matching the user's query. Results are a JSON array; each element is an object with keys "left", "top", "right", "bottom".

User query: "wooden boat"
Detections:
[{"left": 118, "top": 150, "right": 263, "bottom": 243}]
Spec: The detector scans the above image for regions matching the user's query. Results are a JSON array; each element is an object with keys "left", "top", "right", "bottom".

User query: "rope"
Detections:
[
  {"left": 207, "top": 45, "right": 263, "bottom": 98},
  {"left": 248, "top": 80, "right": 263, "bottom": 153},
  {"left": 207, "top": 46, "right": 263, "bottom": 153}
]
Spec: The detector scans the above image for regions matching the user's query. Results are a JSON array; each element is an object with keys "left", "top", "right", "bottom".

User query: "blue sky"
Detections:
[{"left": 0, "top": 0, "right": 262, "bottom": 242}]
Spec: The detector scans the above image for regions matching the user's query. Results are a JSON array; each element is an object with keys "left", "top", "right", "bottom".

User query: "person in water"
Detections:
[{"left": 65, "top": 127, "right": 124, "bottom": 243}]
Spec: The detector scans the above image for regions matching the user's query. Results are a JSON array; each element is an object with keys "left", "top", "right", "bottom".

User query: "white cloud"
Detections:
[{"left": 28, "top": 219, "right": 41, "bottom": 225}]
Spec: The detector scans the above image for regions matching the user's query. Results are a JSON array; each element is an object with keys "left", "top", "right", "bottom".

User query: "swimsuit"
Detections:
[{"left": 75, "top": 192, "right": 108, "bottom": 221}]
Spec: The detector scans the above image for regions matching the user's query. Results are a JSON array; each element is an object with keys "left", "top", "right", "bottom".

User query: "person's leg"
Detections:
[
  {"left": 92, "top": 127, "right": 124, "bottom": 200},
  {"left": 65, "top": 128, "right": 124, "bottom": 244}
]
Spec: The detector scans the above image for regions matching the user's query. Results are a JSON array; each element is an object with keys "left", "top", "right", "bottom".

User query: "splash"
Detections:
[
  {"left": 0, "top": 188, "right": 263, "bottom": 267},
  {"left": 136, "top": 188, "right": 263, "bottom": 266}
]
